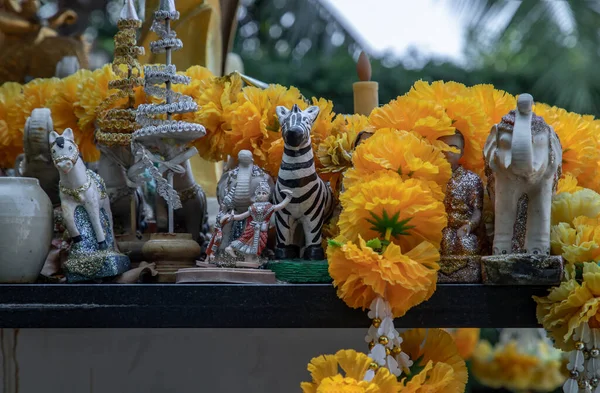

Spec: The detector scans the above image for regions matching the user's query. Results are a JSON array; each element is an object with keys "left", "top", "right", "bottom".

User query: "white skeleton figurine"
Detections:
[{"left": 49, "top": 128, "right": 116, "bottom": 250}]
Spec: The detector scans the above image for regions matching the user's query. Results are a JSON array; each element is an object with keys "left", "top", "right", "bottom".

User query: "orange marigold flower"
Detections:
[
  {"left": 469, "top": 84, "right": 516, "bottom": 126},
  {"left": 369, "top": 95, "right": 456, "bottom": 152},
  {"left": 48, "top": 69, "right": 99, "bottom": 162},
  {"left": 398, "top": 328, "right": 468, "bottom": 393},
  {"left": 556, "top": 173, "right": 584, "bottom": 194},
  {"left": 406, "top": 80, "right": 470, "bottom": 104},
  {"left": 301, "top": 349, "right": 399, "bottom": 393},
  {"left": 327, "top": 235, "right": 439, "bottom": 318},
  {"left": 338, "top": 171, "right": 447, "bottom": 251},
  {"left": 227, "top": 84, "right": 304, "bottom": 168},
  {"left": 444, "top": 328, "right": 480, "bottom": 360},
  {"left": 534, "top": 103, "right": 599, "bottom": 191},
  {"left": 0, "top": 82, "right": 23, "bottom": 168},
  {"left": 192, "top": 73, "right": 242, "bottom": 161},
  {"left": 534, "top": 262, "right": 600, "bottom": 351},
  {"left": 345, "top": 128, "right": 451, "bottom": 195}
]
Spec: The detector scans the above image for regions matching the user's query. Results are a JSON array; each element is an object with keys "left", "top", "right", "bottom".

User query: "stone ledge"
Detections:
[
  {"left": 438, "top": 256, "right": 482, "bottom": 283},
  {"left": 481, "top": 254, "right": 564, "bottom": 285}
]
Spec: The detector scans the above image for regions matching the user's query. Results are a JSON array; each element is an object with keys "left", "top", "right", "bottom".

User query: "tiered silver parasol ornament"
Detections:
[{"left": 128, "top": 0, "right": 206, "bottom": 233}]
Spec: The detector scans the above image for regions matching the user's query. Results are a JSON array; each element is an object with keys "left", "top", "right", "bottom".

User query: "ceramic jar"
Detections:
[
  {"left": 0, "top": 177, "right": 53, "bottom": 282},
  {"left": 142, "top": 233, "right": 201, "bottom": 283}
]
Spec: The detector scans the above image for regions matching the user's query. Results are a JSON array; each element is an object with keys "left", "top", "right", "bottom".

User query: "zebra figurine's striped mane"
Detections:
[{"left": 273, "top": 104, "right": 334, "bottom": 261}]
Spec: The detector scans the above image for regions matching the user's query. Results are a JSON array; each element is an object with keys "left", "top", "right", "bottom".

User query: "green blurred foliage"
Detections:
[{"left": 235, "top": 0, "right": 600, "bottom": 117}]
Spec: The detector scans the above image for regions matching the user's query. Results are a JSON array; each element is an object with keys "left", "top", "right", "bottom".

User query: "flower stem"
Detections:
[{"left": 382, "top": 227, "right": 392, "bottom": 252}]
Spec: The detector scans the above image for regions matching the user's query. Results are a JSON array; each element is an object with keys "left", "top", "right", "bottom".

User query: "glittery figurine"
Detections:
[
  {"left": 50, "top": 128, "right": 130, "bottom": 282},
  {"left": 481, "top": 94, "right": 564, "bottom": 285},
  {"left": 439, "top": 131, "right": 486, "bottom": 256},
  {"left": 437, "top": 131, "right": 486, "bottom": 283},
  {"left": 224, "top": 183, "right": 293, "bottom": 266},
  {"left": 205, "top": 187, "right": 235, "bottom": 262}
]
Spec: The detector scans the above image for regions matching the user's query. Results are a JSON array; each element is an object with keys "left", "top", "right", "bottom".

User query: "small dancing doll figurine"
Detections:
[
  {"left": 205, "top": 188, "right": 235, "bottom": 262},
  {"left": 225, "top": 182, "right": 292, "bottom": 265}
]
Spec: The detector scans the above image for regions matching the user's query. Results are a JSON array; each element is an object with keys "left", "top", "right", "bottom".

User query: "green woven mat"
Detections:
[{"left": 266, "top": 260, "right": 331, "bottom": 283}]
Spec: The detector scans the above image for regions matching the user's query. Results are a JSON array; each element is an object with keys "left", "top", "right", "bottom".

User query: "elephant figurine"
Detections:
[
  {"left": 483, "top": 93, "right": 562, "bottom": 256},
  {"left": 14, "top": 108, "right": 60, "bottom": 205},
  {"left": 173, "top": 159, "right": 208, "bottom": 243}
]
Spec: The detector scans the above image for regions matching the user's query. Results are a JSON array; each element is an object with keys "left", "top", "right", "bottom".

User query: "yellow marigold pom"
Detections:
[
  {"left": 301, "top": 349, "right": 399, "bottom": 393},
  {"left": 345, "top": 128, "right": 451, "bottom": 194},
  {"left": 556, "top": 173, "right": 584, "bottom": 194},
  {"left": 406, "top": 80, "right": 470, "bottom": 103},
  {"left": 338, "top": 171, "right": 447, "bottom": 251},
  {"left": 534, "top": 262, "right": 600, "bottom": 351},
  {"left": 551, "top": 215, "right": 600, "bottom": 268},
  {"left": 47, "top": 69, "right": 99, "bottom": 162},
  {"left": 13, "top": 78, "right": 60, "bottom": 134},
  {"left": 76, "top": 64, "right": 119, "bottom": 136},
  {"left": 444, "top": 328, "right": 480, "bottom": 360},
  {"left": 192, "top": 73, "right": 242, "bottom": 161},
  {"left": 317, "top": 113, "right": 369, "bottom": 175},
  {"left": 442, "top": 95, "right": 489, "bottom": 173},
  {"left": 551, "top": 188, "right": 600, "bottom": 226},
  {"left": 398, "top": 328, "right": 468, "bottom": 393},
  {"left": 0, "top": 82, "right": 23, "bottom": 168},
  {"left": 173, "top": 65, "right": 214, "bottom": 99},
  {"left": 327, "top": 235, "right": 439, "bottom": 318},
  {"left": 469, "top": 84, "right": 516, "bottom": 126},
  {"left": 471, "top": 340, "right": 565, "bottom": 392},
  {"left": 534, "top": 103, "right": 600, "bottom": 191},
  {"left": 369, "top": 95, "right": 457, "bottom": 152},
  {"left": 227, "top": 84, "right": 305, "bottom": 168}
]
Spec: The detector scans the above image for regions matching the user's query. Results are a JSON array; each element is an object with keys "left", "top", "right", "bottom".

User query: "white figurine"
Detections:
[{"left": 483, "top": 94, "right": 562, "bottom": 255}]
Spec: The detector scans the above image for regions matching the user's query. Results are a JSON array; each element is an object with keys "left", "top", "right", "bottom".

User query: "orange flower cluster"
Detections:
[{"left": 301, "top": 329, "right": 467, "bottom": 393}]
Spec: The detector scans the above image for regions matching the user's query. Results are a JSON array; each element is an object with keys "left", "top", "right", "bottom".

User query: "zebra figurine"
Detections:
[{"left": 273, "top": 104, "right": 334, "bottom": 260}]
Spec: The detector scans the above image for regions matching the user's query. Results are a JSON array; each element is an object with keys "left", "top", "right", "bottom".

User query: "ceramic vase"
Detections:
[
  {"left": 142, "top": 233, "right": 201, "bottom": 282},
  {"left": 0, "top": 177, "right": 53, "bottom": 282}
]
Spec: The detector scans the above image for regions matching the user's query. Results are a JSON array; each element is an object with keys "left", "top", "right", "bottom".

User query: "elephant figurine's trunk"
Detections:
[{"left": 510, "top": 93, "right": 535, "bottom": 177}]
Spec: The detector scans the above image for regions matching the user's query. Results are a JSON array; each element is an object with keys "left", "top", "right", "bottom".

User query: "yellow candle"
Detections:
[{"left": 353, "top": 51, "right": 379, "bottom": 116}]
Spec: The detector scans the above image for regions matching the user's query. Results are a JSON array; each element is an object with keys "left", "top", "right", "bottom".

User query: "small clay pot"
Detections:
[{"left": 142, "top": 233, "right": 201, "bottom": 283}]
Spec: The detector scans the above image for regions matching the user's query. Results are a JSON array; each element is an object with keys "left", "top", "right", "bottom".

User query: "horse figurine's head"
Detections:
[
  {"left": 276, "top": 104, "right": 320, "bottom": 148},
  {"left": 49, "top": 128, "right": 79, "bottom": 174}
]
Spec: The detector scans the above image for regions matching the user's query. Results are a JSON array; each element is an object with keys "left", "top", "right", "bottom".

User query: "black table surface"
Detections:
[{"left": 0, "top": 283, "right": 550, "bottom": 328}]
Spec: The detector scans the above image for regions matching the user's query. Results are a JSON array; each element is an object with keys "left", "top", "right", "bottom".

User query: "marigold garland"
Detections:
[
  {"left": 534, "top": 262, "right": 600, "bottom": 352},
  {"left": 345, "top": 128, "right": 451, "bottom": 194},
  {"left": 369, "top": 95, "right": 457, "bottom": 153},
  {"left": 471, "top": 339, "right": 566, "bottom": 392},
  {"left": 191, "top": 72, "right": 241, "bottom": 162},
  {"left": 327, "top": 235, "right": 439, "bottom": 318},
  {"left": 338, "top": 171, "right": 447, "bottom": 252},
  {"left": 300, "top": 349, "right": 399, "bottom": 393}
]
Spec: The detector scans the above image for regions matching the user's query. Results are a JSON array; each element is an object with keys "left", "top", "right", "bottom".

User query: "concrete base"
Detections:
[
  {"left": 437, "top": 255, "right": 482, "bottom": 283},
  {"left": 481, "top": 253, "right": 564, "bottom": 285},
  {"left": 175, "top": 267, "right": 277, "bottom": 284}
]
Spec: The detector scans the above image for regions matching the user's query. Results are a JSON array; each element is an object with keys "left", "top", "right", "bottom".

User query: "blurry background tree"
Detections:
[{"left": 41, "top": 0, "right": 600, "bottom": 115}]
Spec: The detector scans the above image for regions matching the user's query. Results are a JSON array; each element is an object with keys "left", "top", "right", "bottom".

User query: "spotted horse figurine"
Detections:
[{"left": 49, "top": 128, "right": 130, "bottom": 282}]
